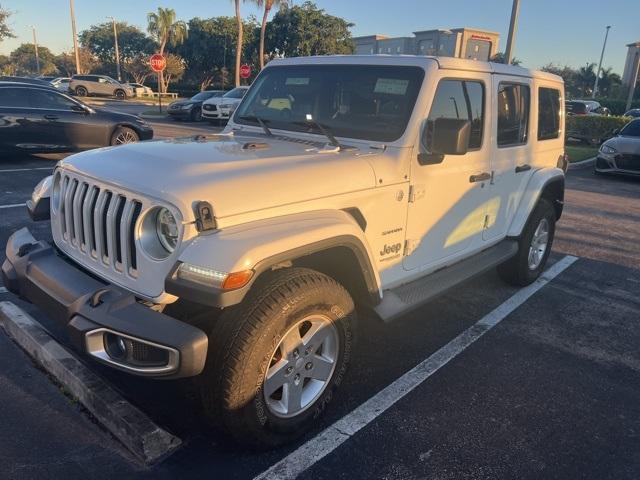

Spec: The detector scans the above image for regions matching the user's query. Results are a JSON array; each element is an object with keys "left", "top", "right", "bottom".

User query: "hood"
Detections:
[
  {"left": 603, "top": 135, "right": 640, "bottom": 155},
  {"left": 58, "top": 133, "right": 378, "bottom": 223},
  {"left": 93, "top": 107, "right": 143, "bottom": 122}
]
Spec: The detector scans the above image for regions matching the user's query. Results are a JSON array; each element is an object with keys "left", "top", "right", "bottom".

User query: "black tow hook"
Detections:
[
  {"left": 89, "top": 288, "right": 111, "bottom": 308},
  {"left": 17, "top": 243, "right": 37, "bottom": 258}
]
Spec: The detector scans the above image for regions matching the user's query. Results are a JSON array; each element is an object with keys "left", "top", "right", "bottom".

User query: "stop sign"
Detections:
[
  {"left": 240, "top": 64, "right": 251, "bottom": 79},
  {"left": 150, "top": 54, "right": 166, "bottom": 72}
]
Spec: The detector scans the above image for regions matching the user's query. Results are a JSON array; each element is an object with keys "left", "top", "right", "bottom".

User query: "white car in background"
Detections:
[
  {"left": 50, "top": 77, "right": 71, "bottom": 91},
  {"left": 126, "top": 83, "right": 154, "bottom": 97},
  {"left": 201, "top": 86, "right": 249, "bottom": 124}
]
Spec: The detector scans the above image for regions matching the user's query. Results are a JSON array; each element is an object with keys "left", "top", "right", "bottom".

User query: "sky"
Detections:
[{"left": 1, "top": 0, "right": 639, "bottom": 74}]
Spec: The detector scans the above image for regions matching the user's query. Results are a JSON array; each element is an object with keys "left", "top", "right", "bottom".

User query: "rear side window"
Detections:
[
  {"left": 29, "top": 89, "right": 76, "bottom": 109},
  {"left": 0, "top": 87, "right": 30, "bottom": 107},
  {"left": 538, "top": 87, "right": 561, "bottom": 140},
  {"left": 427, "top": 79, "right": 485, "bottom": 149},
  {"left": 497, "top": 83, "right": 530, "bottom": 147}
]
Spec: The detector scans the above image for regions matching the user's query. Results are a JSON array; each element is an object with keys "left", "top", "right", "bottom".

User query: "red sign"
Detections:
[
  {"left": 150, "top": 54, "right": 166, "bottom": 72},
  {"left": 240, "top": 64, "right": 251, "bottom": 79}
]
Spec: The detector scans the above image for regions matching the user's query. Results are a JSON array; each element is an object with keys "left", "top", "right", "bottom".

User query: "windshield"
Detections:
[
  {"left": 620, "top": 120, "right": 640, "bottom": 137},
  {"left": 191, "top": 91, "right": 216, "bottom": 101},
  {"left": 566, "top": 102, "right": 588, "bottom": 115},
  {"left": 235, "top": 65, "right": 424, "bottom": 142},
  {"left": 224, "top": 88, "right": 247, "bottom": 99}
]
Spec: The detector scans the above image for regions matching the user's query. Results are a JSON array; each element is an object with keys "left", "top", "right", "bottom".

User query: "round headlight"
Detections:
[{"left": 156, "top": 207, "right": 178, "bottom": 253}]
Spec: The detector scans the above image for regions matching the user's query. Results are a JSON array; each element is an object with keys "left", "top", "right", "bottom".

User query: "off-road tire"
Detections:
[
  {"left": 497, "top": 198, "right": 556, "bottom": 286},
  {"left": 75, "top": 86, "right": 88, "bottom": 96},
  {"left": 199, "top": 267, "right": 356, "bottom": 448}
]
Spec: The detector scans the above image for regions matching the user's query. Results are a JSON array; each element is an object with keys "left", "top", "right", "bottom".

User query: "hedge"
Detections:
[{"left": 566, "top": 115, "right": 632, "bottom": 144}]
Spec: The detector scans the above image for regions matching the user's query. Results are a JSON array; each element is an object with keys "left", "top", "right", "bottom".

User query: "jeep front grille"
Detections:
[{"left": 57, "top": 173, "right": 143, "bottom": 277}]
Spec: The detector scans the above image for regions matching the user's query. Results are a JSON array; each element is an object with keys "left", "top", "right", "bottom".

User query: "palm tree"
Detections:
[
  {"left": 147, "top": 7, "right": 188, "bottom": 92},
  {"left": 576, "top": 63, "right": 597, "bottom": 97},
  {"left": 233, "top": 0, "right": 243, "bottom": 87},
  {"left": 255, "top": 0, "right": 286, "bottom": 70}
]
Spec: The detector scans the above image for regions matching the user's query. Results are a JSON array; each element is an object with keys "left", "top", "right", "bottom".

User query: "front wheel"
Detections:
[
  {"left": 75, "top": 86, "right": 88, "bottom": 97},
  {"left": 190, "top": 107, "right": 202, "bottom": 122},
  {"left": 498, "top": 198, "right": 556, "bottom": 286},
  {"left": 110, "top": 126, "right": 139, "bottom": 145},
  {"left": 199, "top": 268, "right": 356, "bottom": 447}
]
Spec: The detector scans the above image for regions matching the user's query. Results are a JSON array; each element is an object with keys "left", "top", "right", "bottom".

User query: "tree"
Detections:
[
  {"left": 233, "top": 0, "right": 243, "bottom": 87},
  {"left": 80, "top": 22, "right": 156, "bottom": 66},
  {"left": 490, "top": 52, "right": 522, "bottom": 66},
  {"left": 10, "top": 43, "right": 58, "bottom": 76},
  {"left": 163, "top": 53, "right": 185, "bottom": 91},
  {"left": 55, "top": 49, "right": 97, "bottom": 76},
  {"left": 123, "top": 54, "right": 153, "bottom": 84},
  {"left": 596, "top": 67, "right": 622, "bottom": 98},
  {"left": 254, "top": 0, "right": 286, "bottom": 70},
  {"left": 147, "top": 7, "right": 188, "bottom": 92},
  {"left": 575, "top": 63, "right": 597, "bottom": 97},
  {"left": 0, "top": 53, "right": 14, "bottom": 75},
  {"left": 0, "top": 4, "right": 15, "bottom": 43},
  {"left": 267, "top": 2, "right": 354, "bottom": 58}
]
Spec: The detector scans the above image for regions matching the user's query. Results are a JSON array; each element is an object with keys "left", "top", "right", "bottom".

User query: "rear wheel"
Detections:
[
  {"left": 114, "top": 89, "right": 126, "bottom": 100},
  {"left": 497, "top": 198, "right": 556, "bottom": 286},
  {"left": 199, "top": 268, "right": 356, "bottom": 447},
  {"left": 75, "top": 86, "right": 88, "bottom": 97},
  {"left": 110, "top": 126, "right": 139, "bottom": 145}
]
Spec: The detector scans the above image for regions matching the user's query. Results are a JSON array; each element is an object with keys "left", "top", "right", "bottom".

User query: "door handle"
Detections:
[
  {"left": 515, "top": 164, "right": 532, "bottom": 173},
  {"left": 44, "top": 114, "right": 59, "bottom": 120},
  {"left": 469, "top": 172, "right": 491, "bottom": 183}
]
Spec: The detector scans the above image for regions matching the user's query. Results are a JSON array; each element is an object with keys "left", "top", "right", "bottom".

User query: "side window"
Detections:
[
  {"left": 426, "top": 79, "right": 485, "bottom": 151},
  {"left": 98, "top": 77, "right": 108, "bottom": 84},
  {"left": 538, "top": 87, "right": 561, "bottom": 140},
  {"left": 0, "top": 88, "right": 30, "bottom": 107},
  {"left": 497, "top": 83, "right": 530, "bottom": 147},
  {"left": 29, "top": 90, "right": 77, "bottom": 110}
]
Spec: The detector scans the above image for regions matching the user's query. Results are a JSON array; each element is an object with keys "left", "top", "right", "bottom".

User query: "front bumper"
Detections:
[
  {"left": 595, "top": 155, "right": 640, "bottom": 176},
  {"left": 167, "top": 108, "right": 192, "bottom": 119},
  {"left": 2, "top": 228, "right": 208, "bottom": 379},
  {"left": 138, "top": 126, "right": 154, "bottom": 141}
]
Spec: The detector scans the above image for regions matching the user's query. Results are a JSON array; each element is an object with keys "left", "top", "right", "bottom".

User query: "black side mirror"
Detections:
[
  {"left": 419, "top": 118, "right": 471, "bottom": 165},
  {"left": 71, "top": 104, "right": 89, "bottom": 114},
  {"left": 612, "top": 128, "right": 620, "bottom": 135}
]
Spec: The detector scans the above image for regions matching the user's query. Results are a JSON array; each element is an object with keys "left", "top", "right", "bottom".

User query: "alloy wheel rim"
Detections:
[
  {"left": 263, "top": 314, "right": 339, "bottom": 418},
  {"left": 114, "top": 131, "right": 138, "bottom": 144},
  {"left": 528, "top": 218, "right": 549, "bottom": 270}
]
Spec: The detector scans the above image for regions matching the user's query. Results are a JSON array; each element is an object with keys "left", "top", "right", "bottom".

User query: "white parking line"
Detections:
[
  {"left": 0, "top": 167, "right": 52, "bottom": 173},
  {"left": 0, "top": 203, "right": 26, "bottom": 210},
  {"left": 254, "top": 255, "right": 579, "bottom": 480}
]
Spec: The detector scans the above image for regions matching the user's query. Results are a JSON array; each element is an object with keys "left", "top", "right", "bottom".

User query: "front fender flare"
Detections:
[
  {"left": 507, "top": 167, "right": 565, "bottom": 238},
  {"left": 165, "top": 210, "right": 381, "bottom": 308}
]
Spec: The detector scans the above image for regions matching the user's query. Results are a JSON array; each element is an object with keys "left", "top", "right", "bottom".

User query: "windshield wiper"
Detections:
[
  {"left": 293, "top": 115, "right": 342, "bottom": 149},
  {"left": 238, "top": 114, "right": 273, "bottom": 137}
]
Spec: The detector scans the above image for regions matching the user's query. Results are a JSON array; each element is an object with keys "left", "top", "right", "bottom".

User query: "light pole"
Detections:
[
  {"left": 30, "top": 25, "right": 40, "bottom": 75},
  {"left": 593, "top": 25, "right": 611, "bottom": 98},
  {"left": 69, "top": 0, "right": 81, "bottom": 74},
  {"left": 504, "top": 0, "right": 521, "bottom": 65},
  {"left": 107, "top": 16, "right": 122, "bottom": 81}
]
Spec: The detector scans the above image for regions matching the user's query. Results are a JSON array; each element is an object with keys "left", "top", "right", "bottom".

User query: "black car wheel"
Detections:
[
  {"left": 75, "top": 86, "right": 88, "bottom": 96},
  {"left": 114, "top": 89, "right": 126, "bottom": 100},
  {"left": 190, "top": 107, "right": 202, "bottom": 122},
  {"left": 110, "top": 126, "right": 139, "bottom": 145}
]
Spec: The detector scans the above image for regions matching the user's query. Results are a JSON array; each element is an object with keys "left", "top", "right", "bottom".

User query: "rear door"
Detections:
[
  {"left": 0, "top": 87, "right": 31, "bottom": 151},
  {"left": 482, "top": 77, "right": 533, "bottom": 241}
]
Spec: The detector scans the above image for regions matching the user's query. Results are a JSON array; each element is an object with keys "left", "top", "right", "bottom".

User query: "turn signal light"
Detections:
[{"left": 222, "top": 270, "right": 254, "bottom": 290}]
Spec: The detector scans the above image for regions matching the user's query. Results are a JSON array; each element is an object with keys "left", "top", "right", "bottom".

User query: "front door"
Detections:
[{"left": 403, "top": 75, "right": 492, "bottom": 271}]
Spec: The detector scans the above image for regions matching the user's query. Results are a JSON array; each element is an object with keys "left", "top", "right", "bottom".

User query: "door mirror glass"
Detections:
[{"left": 423, "top": 118, "right": 471, "bottom": 155}]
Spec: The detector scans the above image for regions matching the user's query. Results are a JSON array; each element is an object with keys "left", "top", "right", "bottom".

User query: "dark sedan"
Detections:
[
  {"left": 0, "top": 82, "right": 153, "bottom": 154},
  {"left": 595, "top": 118, "right": 640, "bottom": 176},
  {"left": 167, "top": 90, "right": 225, "bottom": 122}
]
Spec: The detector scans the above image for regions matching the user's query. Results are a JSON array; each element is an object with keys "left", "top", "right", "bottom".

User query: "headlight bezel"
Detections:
[
  {"left": 138, "top": 206, "right": 182, "bottom": 261},
  {"left": 600, "top": 144, "right": 617, "bottom": 155}
]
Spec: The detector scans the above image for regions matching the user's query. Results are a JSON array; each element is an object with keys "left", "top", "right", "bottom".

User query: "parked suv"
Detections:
[
  {"left": 3, "top": 56, "right": 566, "bottom": 447},
  {"left": 70, "top": 75, "right": 134, "bottom": 99}
]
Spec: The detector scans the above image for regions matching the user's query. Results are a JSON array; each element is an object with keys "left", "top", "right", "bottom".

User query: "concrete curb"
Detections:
[
  {"left": 0, "top": 301, "right": 182, "bottom": 465},
  {"left": 569, "top": 156, "right": 596, "bottom": 169}
]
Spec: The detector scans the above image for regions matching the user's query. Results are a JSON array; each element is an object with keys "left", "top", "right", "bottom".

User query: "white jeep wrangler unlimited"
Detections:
[{"left": 3, "top": 55, "right": 567, "bottom": 447}]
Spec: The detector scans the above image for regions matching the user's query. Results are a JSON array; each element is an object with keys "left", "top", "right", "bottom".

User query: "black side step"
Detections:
[{"left": 374, "top": 239, "right": 518, "bottom": 323}]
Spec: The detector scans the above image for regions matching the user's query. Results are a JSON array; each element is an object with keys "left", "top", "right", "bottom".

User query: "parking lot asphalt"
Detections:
[{"left": 0, "top": 145, "right": 639, "bottom": 479}]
